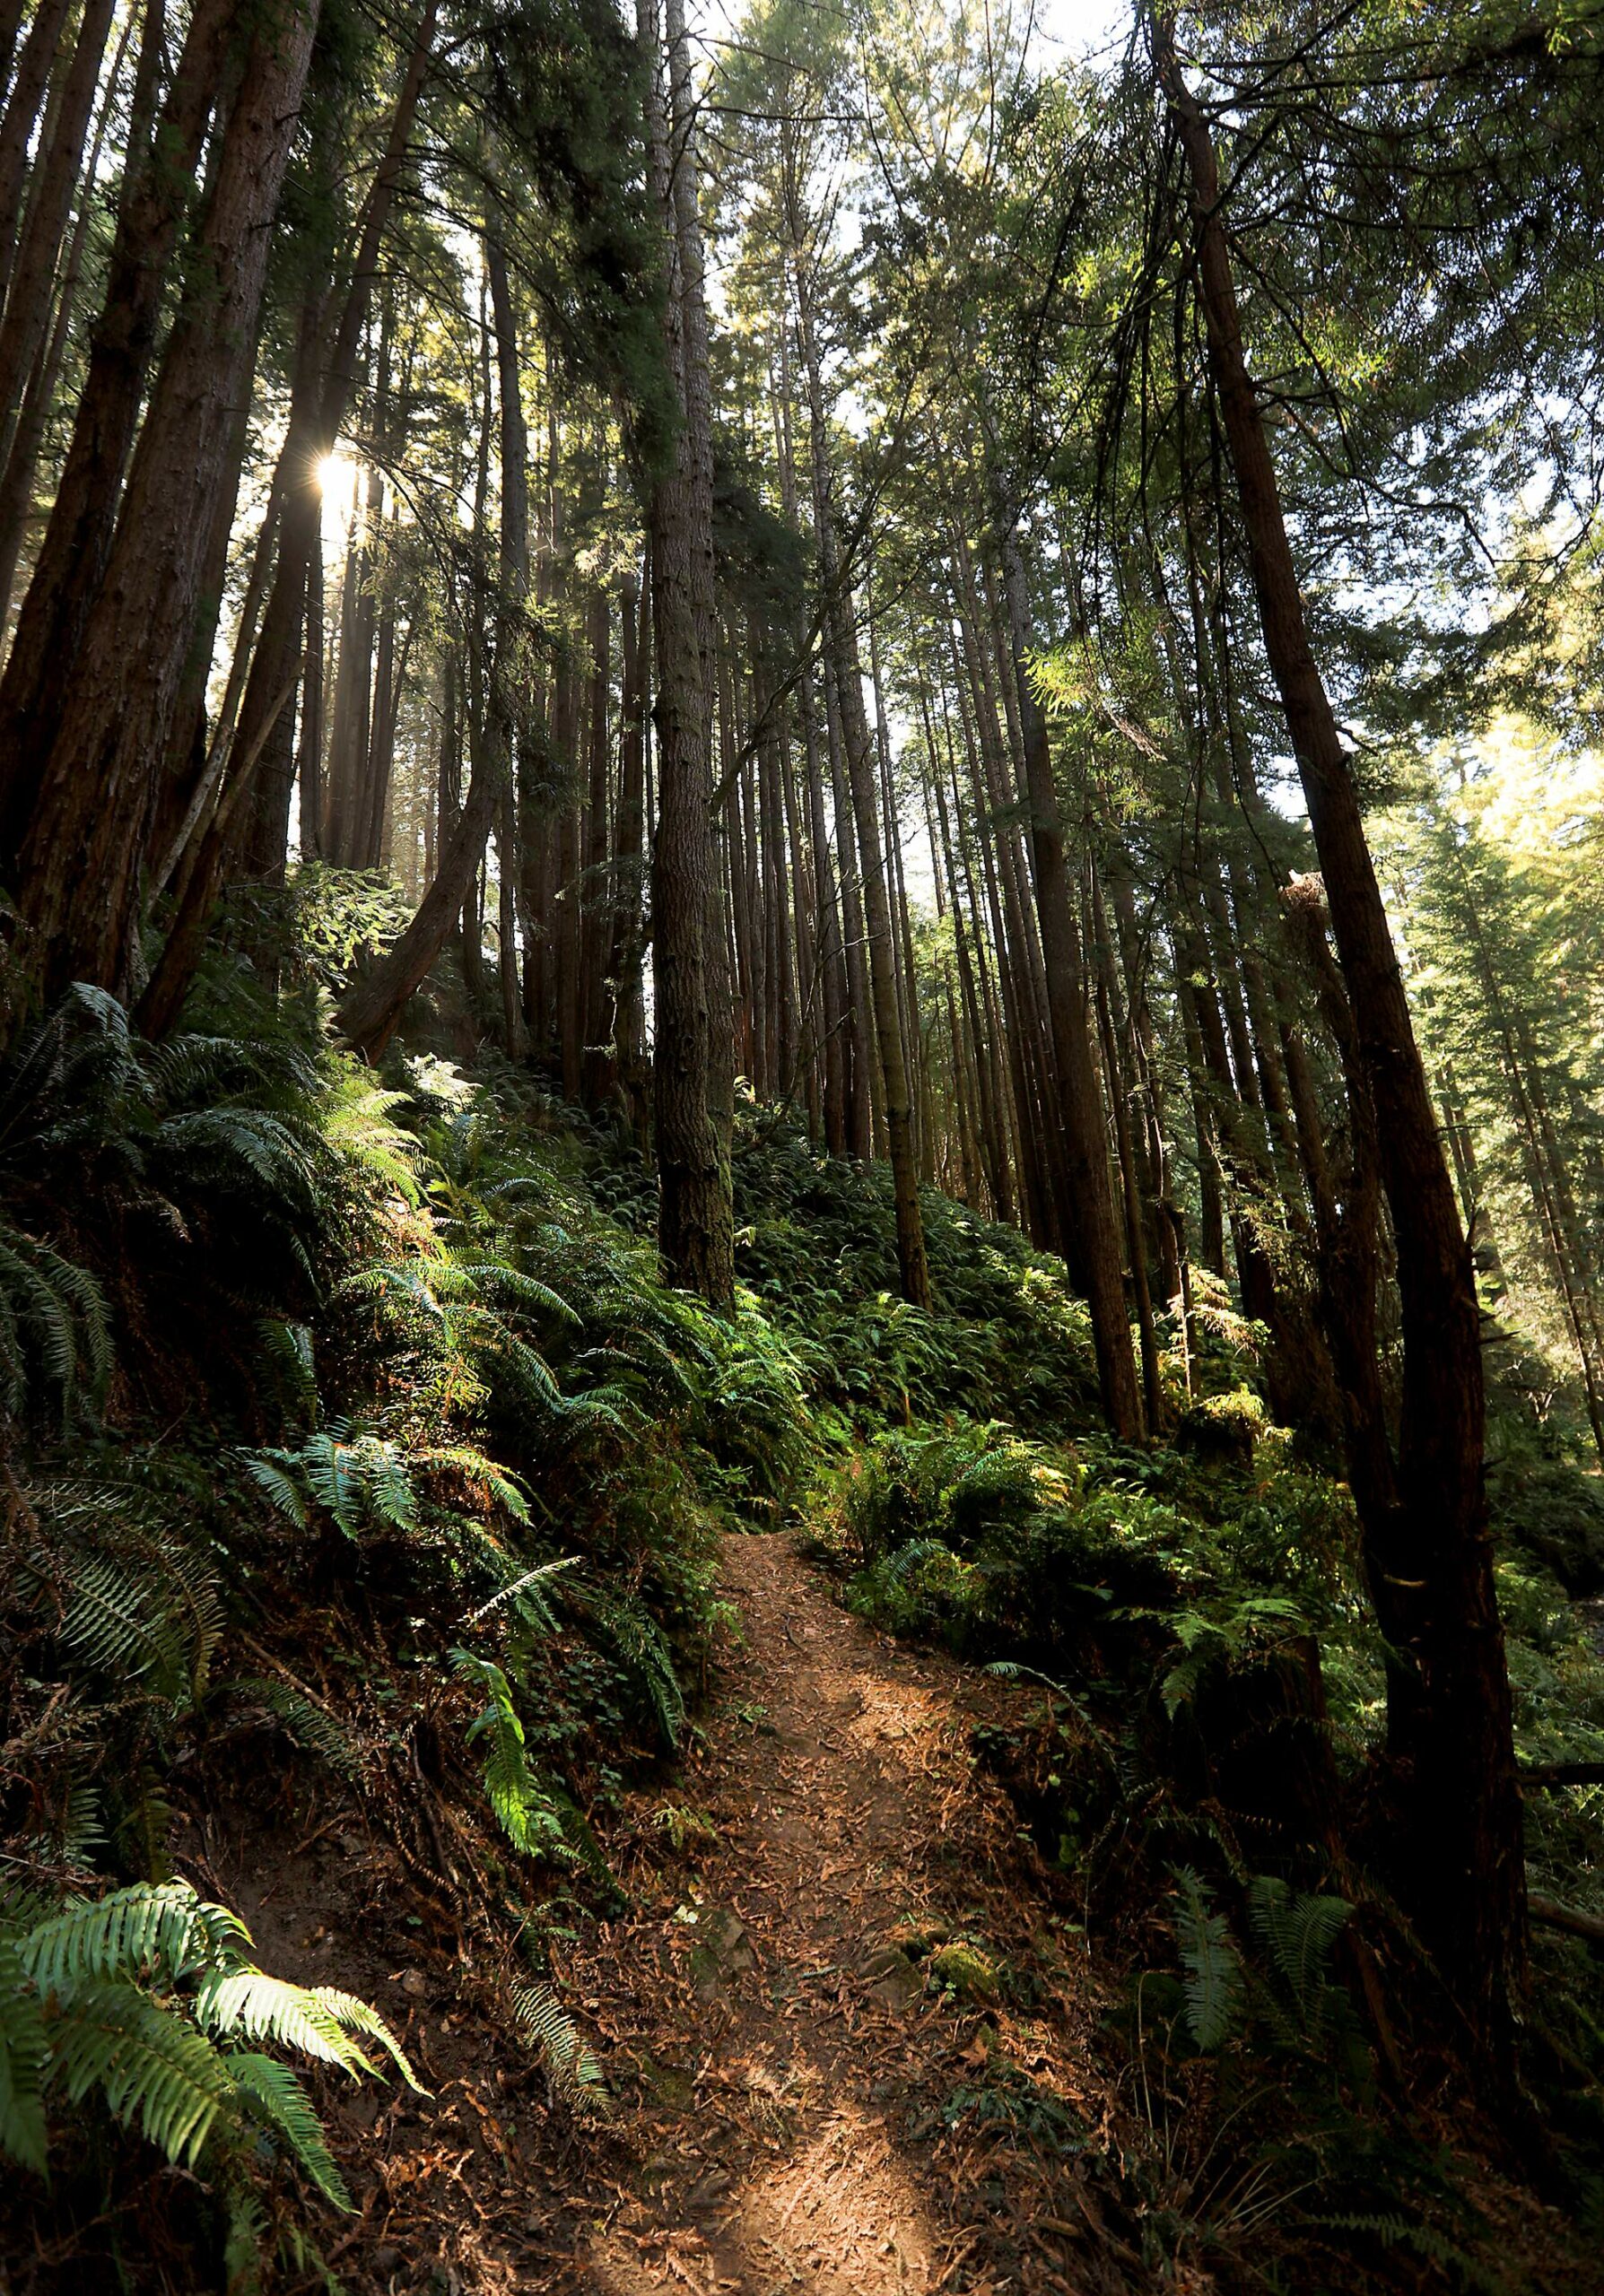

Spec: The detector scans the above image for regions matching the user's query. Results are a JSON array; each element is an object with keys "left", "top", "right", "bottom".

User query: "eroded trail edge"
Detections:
[{"left": 545, "top": 1530, "right": 1129, "bottom": 2296}]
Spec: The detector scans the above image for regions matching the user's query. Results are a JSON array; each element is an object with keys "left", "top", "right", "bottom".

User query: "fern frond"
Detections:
[
  {"left": 451, "top": 1653, "right": 568, "bottom": 1860},
  {"left": 308, "top": 1990, "right": 423, "bottom": 2090},
  {"left": 1247, "top": 1876, "right": 1352, "bottom": 2036},
  {"left": 0, "top": 1935, "right": 48, "bottom": 2171},
  {"left": 1172, "top": 1867, "right": 1245, "bottom": 2051},
  {"left": 192, "top": 1971, "right": 375, "bottom": 2076},
  {"left": 510, "top": 1981, "right": 608, "bottom": 2114},
  {"left": 583, "top": 1594, "right": 684, "bottom": 1751},
  {"left": 419, "top": 1444, "right": 531, "bottom": 1523},
  {"left": 257, "top": 1319, "right": 318, "bottom": 1419},
  {"left": 22, "top": 1882, "right": 249, "bottom": 1997},
  {"left": 464, "top": 1555, "right": 576, "bottom": 1629},
  {"left": 227, "top": 2053, "right": 353, "bottom": 2209},
  {"left": 51, "top": 1551, "right": 193, "bottom": 1696},
  {"left": 48, "top": 1980, "right": 233, "bottom": 2168},
  {"left": 244, "top": 1454, "right": 309, "bottom": 1527}
]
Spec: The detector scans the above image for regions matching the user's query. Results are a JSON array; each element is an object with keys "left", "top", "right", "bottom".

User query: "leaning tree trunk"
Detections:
[
  {"left": 0, "top": 0, "right": 133, "bottom": 628},
  {"left": 0, "top": 0, "right": 75, "bottom": 297},
  {"left": 1154, "top": 9, "right": 1524, "bottom": 2050}
]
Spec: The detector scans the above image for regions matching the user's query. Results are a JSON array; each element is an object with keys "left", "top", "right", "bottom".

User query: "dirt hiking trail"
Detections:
[{"left": 534, "top": 1531, "right": 1139, "bottom": 2296}]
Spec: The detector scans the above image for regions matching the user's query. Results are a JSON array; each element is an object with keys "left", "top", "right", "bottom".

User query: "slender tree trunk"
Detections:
[
  {"left": 333, "top": 208, "right": 523, "bottom": 1057},
  {"left": 234, "top": 0, "right": 440, "bottom": 885},
  {"left": 581, "top": 583, "right": 611, "bottom": 1104},
  {"left": 989, "top": 502, "right": 1143, "bottom": 1437},
  {"left": 1091, "top": 865, "right": 1164, "bottom": 1430},
  {"left": 609, "top": 560, "right": 651, "bottom": 1142},
  {"left": 836, "top": 587, "right": 932, "bottom": 1306},
  {"left": 297, "top": 522, "right": 327, "bottom": 859}
]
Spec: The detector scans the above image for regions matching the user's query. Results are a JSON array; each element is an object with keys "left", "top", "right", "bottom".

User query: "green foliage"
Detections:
[
  {"left": 451, "top": 1652, "right": 571, "bottom": 1861},
  {"left": 1246, "top": 1878, "right": 1356, "bottom": 2055},
  {"left": 579, "top": 1591, "right": 685, "bottom": 1751},
  {"left": 729, "top": 1126, "right": 1098, "bottom": 1434},
  {"left": 1159, "top": 1596, "right": 1311, "bottom": 1720},
  {"left": 21, "top": 1474, "right": 223, "bottom": 1705},
  {"left": 0, "top": 1880, "right": 416, "bottom": 2205},
  {"left": 1171, "top": 1868, "right": 1245, "bottom": 2052},
  {"left": 0, "top": 1221, "right": 109, "bottom": 1422},
  {"left": 247, "top": 1421, "right": 529, "bottom": 1543}
]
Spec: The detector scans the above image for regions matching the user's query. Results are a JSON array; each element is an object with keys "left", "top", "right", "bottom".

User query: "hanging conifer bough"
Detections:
[{"left": 1, "top": 0, "right": 1603, "bottom": 2283}]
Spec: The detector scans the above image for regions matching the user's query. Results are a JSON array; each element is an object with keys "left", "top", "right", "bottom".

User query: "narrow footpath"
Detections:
[{"left": 536, "top": 1532, "right": 1143, "bottom": 2296}]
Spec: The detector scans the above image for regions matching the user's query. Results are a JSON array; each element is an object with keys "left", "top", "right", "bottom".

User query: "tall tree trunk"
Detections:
[
  {"left": 641, "top": 0, "right": 732, "bottom": 1305},
  {"left": 0, "top": 0, "right": 229, "bottom": 863},
  {"left": 581, "top": 582, "right": 612, "bottom": 1105},
  {"left": 0, "top": 0, "right": 117, "bottom": 460},
  {"left": 297, "top": 519, "right": 327, "bottom": 859},
  {"left": 233, "top": 0, "right": 440, "bottom": 886},
  {"left": 837, "top": 588, "right": 931, "bottom": 1306},
  {"left": 0, "top": 0, "right": 133, "bottom": 626},
  {"left": 609, "top": 563, "right": 650, "bottom": 1140},
  {"left": 1155, "top": 13, "right": 1524, "bottom": 2043},
  {"left": 12, "top": 0, "right": 320, "bottom": 1006},
  {"left": 989, "top": 502, "right": 1143, "bottom": 1437},
  {"left": 0, "top": 0, "right": 74, "bottom": 297}
]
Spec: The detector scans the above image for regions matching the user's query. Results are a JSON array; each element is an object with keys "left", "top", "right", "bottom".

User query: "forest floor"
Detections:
[{"left": 232, "top": 1530, "right": 1153, "bottom": 2296}]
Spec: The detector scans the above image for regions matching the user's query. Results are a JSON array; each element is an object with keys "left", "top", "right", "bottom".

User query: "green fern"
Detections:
[
  {"left": 258, "top": 1318, "right": 317, "bottom": 1421},
  {"left": 50, "top": 1980, "right": 234, "bottom": 2167},
  {"left": 1171, "top": 1866, "right": 1245, "bottom": 2051},
  {"left": 22, "top": 1879, "right": 248, "bottom": 1995},
  {"left": 463, "top": 1553, "right": 576, "bottom": 1631},
  {"left": 2, "top": 1880, "right": 421, "bottom": 2205},
  {"left": 226, "top": 2053, "right": 351, "bottom": 2209},
  {"left": 0, "top": 1220, "right": 110, "bottom": 1420},
  {"left": 193, "top": 1970, "right": 383, "bottom": 2074},
  {"left": 1246, "top": 1876, "right": 1354, "bottom": 2045},
  {"left": 582, "top": 1592, "right": 684, "bottom": 1751},
  {"left": 249, "top": 1424, "right": 416, "bottom": 1539},
  {"left": 24, "top": 1477, "right": 222, "bottom": 1704},
  {"left": 225, "top": 1677, "right": 360, "bottom": 1779},
  {"left": 451, "top": 1652, "right": 568, "bottom": 1859},
  {"left": 318, "top": 1067, "right": 422, "bottom": 1205},
  {"left": 0, "top": 1934, "right": 48, "bottom": 2172}
]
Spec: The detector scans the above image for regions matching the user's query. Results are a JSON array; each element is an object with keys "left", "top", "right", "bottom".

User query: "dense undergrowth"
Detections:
[{"left": 1, "top": 932, "right": 1602, "bottom": 2291}]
